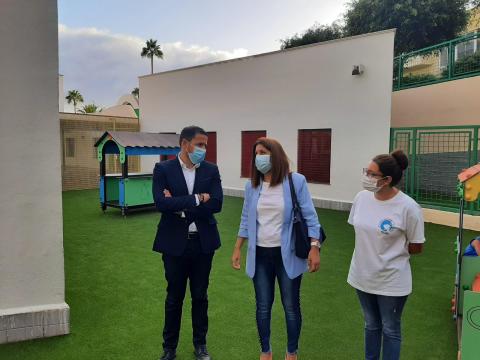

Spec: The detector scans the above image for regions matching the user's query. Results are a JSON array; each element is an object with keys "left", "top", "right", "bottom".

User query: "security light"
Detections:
[{"left": 352, "top": 65, "right": 365, "bottom": 76}]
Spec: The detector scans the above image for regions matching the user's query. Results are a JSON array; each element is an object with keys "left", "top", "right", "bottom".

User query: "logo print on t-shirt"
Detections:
[{"left": 379, "top": 219, "right": 395, "bottom": 234}]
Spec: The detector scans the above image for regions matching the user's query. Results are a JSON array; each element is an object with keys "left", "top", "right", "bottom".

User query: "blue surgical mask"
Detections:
[
  {"left": 255, "top": 155, "right": 272, "bottom": 174},
  {"left": 188, "top": 146, "right": 206, "bottom": 165}
]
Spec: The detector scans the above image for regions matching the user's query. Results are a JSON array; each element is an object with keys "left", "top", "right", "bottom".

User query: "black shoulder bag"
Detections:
[{"left": 288, "top": 173, "right": 326, "bottom": 259}]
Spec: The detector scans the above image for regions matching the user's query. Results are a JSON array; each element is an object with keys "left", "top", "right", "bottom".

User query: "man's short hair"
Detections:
[{"left": 179, "top": 126, "right": 207, "bottom": 145}]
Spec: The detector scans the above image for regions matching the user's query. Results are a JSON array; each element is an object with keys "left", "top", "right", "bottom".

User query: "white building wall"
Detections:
[
  {"left": 140, "top": 30, "right": 395, "bottom": 208},
  {"left": 59, "top": 75, "right": 64, "bottom": 112},
  {"left": 0, "top": 0, "right": 69, "bottom": 343}
]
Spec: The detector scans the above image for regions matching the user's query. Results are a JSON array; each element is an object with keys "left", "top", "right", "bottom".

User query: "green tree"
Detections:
[
  {"left": 280, "top": 22, "right": 344, "bottom": 50},
  {"left": 344, "top": 0, "right": 470, "bottom": 55},
  {"left": 141, "top": 39, "right": 164, "bottom": 74},
  {"left": 78, "top": 103, "right": 101, "bottom": 114},
  {"left": 131, "top": 87, "right": 139, "bottom": 99},
  {"left": 65, "top": 90, "right": 84, "bottom": 114}
]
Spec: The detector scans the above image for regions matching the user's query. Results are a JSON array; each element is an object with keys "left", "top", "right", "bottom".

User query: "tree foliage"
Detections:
[
  {"left": 65, "top": 90, "right": 84, "bottom": 114},
  {"left": 141, "top": 39, "right": 164, "bottom": 74},
  {"left": 281, "top": 0, "right": 471, "bottom": 55},
  {"left": 131, "top": 87, "right": 139, "bottom": 99},
  {"left": 280, "top": 23, "right": 343, "bottom": 50},
  {"left": 78, "top": 103, "right": 101, "bottom": 114},
  {"left": 344, "top": 0, "right": 470, "bottom": 55}
]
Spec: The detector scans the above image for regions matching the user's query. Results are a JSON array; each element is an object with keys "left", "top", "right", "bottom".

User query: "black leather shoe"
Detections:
[
  {"left": 194, "top": 345, "right": 212, "bottom": 360},
  {"left": 159, "top": 349, "right": 176, "bottom": 360}
]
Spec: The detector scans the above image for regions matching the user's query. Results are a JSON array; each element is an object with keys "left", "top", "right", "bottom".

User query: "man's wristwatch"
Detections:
[{"left": 311, "top": 240, "right": 321, "bottom": 249}]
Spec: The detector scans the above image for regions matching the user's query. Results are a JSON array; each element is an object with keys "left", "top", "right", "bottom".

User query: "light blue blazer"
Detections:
[{"left": 238, "top": 172, "right": 322, "bottom": 279}]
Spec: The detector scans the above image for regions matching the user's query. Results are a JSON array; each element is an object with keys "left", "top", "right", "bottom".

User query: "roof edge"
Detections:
[{"left": 139, "top": 29, "right": 396, "bottom": 79}]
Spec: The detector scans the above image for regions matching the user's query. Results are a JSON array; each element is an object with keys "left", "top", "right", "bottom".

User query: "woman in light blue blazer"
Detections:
[{"left": 231, "top": 137, "right": 324, "bottom": 360}]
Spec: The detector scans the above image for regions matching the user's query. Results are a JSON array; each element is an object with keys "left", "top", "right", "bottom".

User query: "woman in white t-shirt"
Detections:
[{"left": 348, "top": 150, "right": 425, "bottom": 360}]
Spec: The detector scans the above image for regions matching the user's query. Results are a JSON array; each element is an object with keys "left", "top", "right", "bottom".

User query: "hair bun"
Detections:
[{"left": 391, "top": 150, "right": 408, "bottom": 171}]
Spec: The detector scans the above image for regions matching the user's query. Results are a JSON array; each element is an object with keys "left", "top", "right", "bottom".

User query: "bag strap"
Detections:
[
  {"left": 288, "top": 173, "right": 300, "bottom": 211},
  {"left": 288, "top": 172, "right": 326, "bottom": 242}
]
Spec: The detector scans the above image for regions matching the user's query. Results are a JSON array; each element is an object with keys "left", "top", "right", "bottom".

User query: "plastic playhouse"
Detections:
[
  {"left": 454, "top": 164, "right": 480, "bottom": 359},
  {"left": 94, "top": 131, "right": 180, "bottom": 215}
]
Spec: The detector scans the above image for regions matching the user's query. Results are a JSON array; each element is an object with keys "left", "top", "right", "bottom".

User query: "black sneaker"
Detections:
[
  {"left": 194, "top": 345, "right": 212, "bottom": 360},
  {"left": 159, "top": 349, "right": 176, "bottom": 360}
]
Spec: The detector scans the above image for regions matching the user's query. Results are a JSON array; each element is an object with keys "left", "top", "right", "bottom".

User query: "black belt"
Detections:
[{"left": 187, "top": 232, "right": 199, "bottom": 239}]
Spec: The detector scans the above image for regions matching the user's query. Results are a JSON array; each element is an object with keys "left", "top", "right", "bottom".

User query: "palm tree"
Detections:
[
  {"left": 141, "top": 39, "right": 164, "bottom": 74},
  {"left": 65, "top": 90, "right": 84, "bottom": 114},
  {"left": 131, "top": 87, "right": 139, "bottom": 99},
  {"left": 78, "top": 103, "right": 101, "bottom": 114}
]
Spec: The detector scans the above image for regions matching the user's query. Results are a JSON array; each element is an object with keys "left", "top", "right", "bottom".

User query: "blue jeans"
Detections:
[
  {"left": 253, "top": 246, "right": 302, "bottom": 354},
  {"left": 356, "top": 289, "right": 408, "bottom": 360}
]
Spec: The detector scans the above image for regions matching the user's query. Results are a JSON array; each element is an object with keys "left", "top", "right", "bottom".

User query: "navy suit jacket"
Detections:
[{"left": 152, "top": 158, "right": 223, "bottom": 256}]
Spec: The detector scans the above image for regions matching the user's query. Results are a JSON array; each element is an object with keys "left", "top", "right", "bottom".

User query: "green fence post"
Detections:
[
  {"left": 473, "top": 127, "right": 479, "bottom": 165},
  {"left": 448, "top": 41, "right": 454, "bottom": 79},
  {"left": 472, "top": 127, "right": 479, "bottom": 212},
  {"left": 398, "top": 56, "right": 403, "bottom": 90},
  {"left": 389, "top": 128, "right": 394, "bottom": 152},
  {"left": 411, "top": 129, "right": 418, "bottom": 201}
]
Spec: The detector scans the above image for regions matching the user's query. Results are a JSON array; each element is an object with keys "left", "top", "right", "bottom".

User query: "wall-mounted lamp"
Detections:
[{"left": 352, "top": 65, "right": 365, "bottom": 76}]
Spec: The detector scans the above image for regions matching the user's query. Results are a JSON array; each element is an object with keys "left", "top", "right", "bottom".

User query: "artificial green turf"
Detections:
[{"left": 0, "top": 190, "right": 474, "bottom": 359}]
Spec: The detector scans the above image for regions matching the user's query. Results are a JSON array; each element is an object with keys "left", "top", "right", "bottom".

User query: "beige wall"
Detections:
[
  {"left": 0, "top": 0, "right": 69, "bottom": 343},
  {"left": 424, "top": 208, "right": 480, "bottom": 231},
  {"left": 391, "top": 75, "right": 480, "bottom": 127},
  {"left": 140, "top": 30, "right": 395, "bottom": 207},
  {"left": 59, "top": 113, "right": 140, "bottom": 191}
]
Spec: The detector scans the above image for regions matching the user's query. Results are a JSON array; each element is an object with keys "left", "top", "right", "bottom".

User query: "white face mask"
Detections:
[{"left": 361, "top": 174, "right": 383, "bottom": 193}]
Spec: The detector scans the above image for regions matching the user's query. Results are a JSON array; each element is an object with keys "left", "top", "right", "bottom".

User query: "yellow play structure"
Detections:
[{"left": 454, "top": 164, "right": 480, "bottom": 360}]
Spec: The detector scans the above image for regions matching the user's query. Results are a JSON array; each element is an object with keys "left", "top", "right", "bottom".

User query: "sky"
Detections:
[{"left": 58, "top": 0, "right": 348, "bottom": 111}]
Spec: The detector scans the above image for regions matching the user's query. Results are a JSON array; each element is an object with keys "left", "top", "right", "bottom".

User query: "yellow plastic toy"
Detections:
[{"left": 458, "top": 164, "right": 480, "bottom": 202}]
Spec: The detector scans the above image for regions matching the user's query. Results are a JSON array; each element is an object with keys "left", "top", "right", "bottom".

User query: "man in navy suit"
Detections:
[{"left": 152, "top": 126, "right": 223, "bottom": 360}]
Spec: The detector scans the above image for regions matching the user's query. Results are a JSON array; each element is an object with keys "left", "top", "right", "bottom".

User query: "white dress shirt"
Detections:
[{"left": 178, "top": 155, "right": 200, "bottom": 232}]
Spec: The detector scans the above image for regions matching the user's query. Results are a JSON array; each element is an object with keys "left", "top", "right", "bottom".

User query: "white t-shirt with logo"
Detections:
[
  {"left": 347, "top": 190, "right": 425, "bottom": 296},
  {"left": 256, "top": 182, "right": 284, "bottom": 248}
]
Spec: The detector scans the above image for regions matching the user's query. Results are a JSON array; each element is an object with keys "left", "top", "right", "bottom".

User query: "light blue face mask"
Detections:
[
  {"left": 188, "top": 145, "right": 206, "bottom": 165},
  {"left": 255, "top": 154, "right": 272, "bottom": 174}
]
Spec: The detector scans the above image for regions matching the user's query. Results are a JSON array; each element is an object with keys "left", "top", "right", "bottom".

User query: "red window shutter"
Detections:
[
  {"left": 159, "top": 154, "right": 177, "bottom": 161},
  {"left": 241, "top": 130, "right": 267, "bottom": 178},
  {"left": 205, "top": 132, "right": 217, "bottom": 164},
  {"left": 298, "top": 129, "right": 331, "bottom": 184}
]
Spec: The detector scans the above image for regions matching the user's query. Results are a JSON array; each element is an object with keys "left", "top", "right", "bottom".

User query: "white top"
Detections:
[
  {"left": 256, "top": 182, "right": 284, "bottom": 248},
  {"left": 178, "top": 155, "right": 200, "bottom": 232},
  {"left": 347, "top": 190, "right": 425, "bottom": 296}
]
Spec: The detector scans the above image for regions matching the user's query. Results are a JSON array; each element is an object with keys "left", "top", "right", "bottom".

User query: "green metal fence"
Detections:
[
  {"left": 390, "top": 126, "right": 480, "bottom": 214},
  {"left": 393, "top": 32, "right": 480, "bottom": 91}
]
